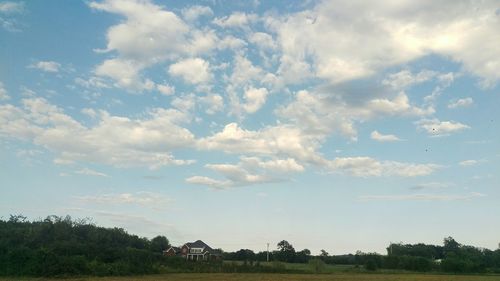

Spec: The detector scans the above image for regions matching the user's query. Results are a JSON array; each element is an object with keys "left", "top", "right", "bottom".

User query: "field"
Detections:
[{"left": 2, "top": 273, "right": 500, "bottom": 281}]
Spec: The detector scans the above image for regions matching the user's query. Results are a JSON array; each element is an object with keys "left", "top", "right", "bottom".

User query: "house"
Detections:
[{"left": 163, "top": 240, "right": 222, "bottom": 261}]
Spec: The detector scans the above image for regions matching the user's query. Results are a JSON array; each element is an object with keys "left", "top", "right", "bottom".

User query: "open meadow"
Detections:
[{"left": 2, "top": 273, "right": 500, "bottom": 281}]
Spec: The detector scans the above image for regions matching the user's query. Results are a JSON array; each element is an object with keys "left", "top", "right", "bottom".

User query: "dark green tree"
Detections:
[{"left": 150, "top": 235, "right": 169, "bottom": 253}]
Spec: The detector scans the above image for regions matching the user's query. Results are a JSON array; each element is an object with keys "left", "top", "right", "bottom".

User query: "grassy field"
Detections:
[
  {"left": 2, "top": 273, "right": 500, "bottom": 281},
  {"left": 223, "top": 260, "right": 356, "bottom": 273}
]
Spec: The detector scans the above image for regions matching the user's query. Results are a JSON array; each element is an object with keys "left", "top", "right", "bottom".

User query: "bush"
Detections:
[
  {"left": 308, "top": 258, "right": 326, "bottom": 273},
  {"left": 365, "top": 259, "right": 378, "bottom": 271}
]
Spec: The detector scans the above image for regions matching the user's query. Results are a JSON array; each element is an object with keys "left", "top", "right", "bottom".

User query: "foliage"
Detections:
[
  {"left": 0, "top": 215, "right": 168, "bottom": 277},
  {"left": 2, "top": 215, "right": 500, "bottom": 276},
  {"left": 308, "top": 258, "right": 326, "bottom": 273}
]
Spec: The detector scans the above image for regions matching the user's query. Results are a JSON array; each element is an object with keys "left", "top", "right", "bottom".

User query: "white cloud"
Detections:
[
  {"left": 217, "top": 35, "right": 247, "bottom": 50},
  {"left": 28, "top": 61, "right": 61, "bottom": 73},
  {"left": 91, "top": 211, "right": 178, "bottom": 239},
  {"left": 272, "top": 1, "right": 500, "bottom": 86},
  {"left": 76, "top": 191, "right": 172, "bottom": 209},
  {"left": 382, "top": 70, "right": 437, "bottom": 90},
  {"left": 213, "top": 12, "right": 257, "bottom": 28},
  {"left": 171, "top": 94, "right": 196, "bottom": 112},
  {"left": 277, "top": 90, "right": 432, "bottom": 141},
  {"left": 186, "top": 156, "right": 303, "bottom": 189},
  {"left": 0, "top": 98, "right": 196, "bottom": 169},
  {"left": 242, "top": 87, "right": 268, "bottom": 113},
  {"left": 448, "top": 97, "right": 474, "bottom": 109},
  {"left": 459, "top": 159, "right": 479, "bottom": 166},
  {"left": 198, "top": 122, "right": 325, "bottom": 165},
  {"left": 74, "top": 76, "right": 110, "bottom": 89},
  {"left": 185, "top": 176, "right": 232, "bottom": 189},
  {"left": 370, "top": 131, "right": 402, "bottom": 142},
  {"left": 0, "top": 82, "right": 9, "bottom": 100},
  {"left": 156, "top": 83, "right": 175, "bottom": 96},
  {"left": 416, "top": 118, "right": 470, "bottom": 136},
  {"left": 0, "top": 2, "right": 23, "bottom": 13},
  {"left": 248, "top": 32, "right": 277, "bottom": 50},
  {"left": 199, "top": 94, "right": 224, "bottom": 114},
  {"left": 89, "top": 0, "right": 216, "bottom": 91},
  {"left": 411, "top": 182, "right": 454, "bottom": 190},
  {"left": 181, "top": 5, "right": 213, "bottom": 22},
  {"left": 359, "top": 192, "right": 485, "bottom": 202},
  {"left": 229, "top": 54, "right": 265, "bottom": 87},
  {"left": 328, "top": 157, "right": 440, "bottom": 177},
  {"left": 168, "top": 58, "right": 212, "bottom": 84},
  {"left": 94, "top": 58, "right": 154, "bottom": 91},
  {"left": 75, "top": 167, "right": 109, "bottom": 177}
]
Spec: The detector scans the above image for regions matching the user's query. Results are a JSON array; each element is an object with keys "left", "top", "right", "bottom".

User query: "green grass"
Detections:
[
  {"left": 225, "top": 261, "right": 354, "bottom": 273},
  {"left": 2, "top": 273, "right": 500, "bottom": 281}
]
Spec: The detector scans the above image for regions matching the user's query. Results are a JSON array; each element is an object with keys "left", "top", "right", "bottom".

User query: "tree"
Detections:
[
  {"left": 276, "top": 240, "right": 295, "bottom": 263},
  {"left": 150, "top": 235, "right": 169, "bottom": 253},
  {"left": 277, "top": 240, "right": 294, "bottom": 252},
  {"left": 296, "top": 249, "right": 311, "bottom": 263},
  {"left": 320, "top": 249, "right": 329, "bottom": 257},
  {"left": 443, "top": 237, "right": 460, "bottom": 256}
]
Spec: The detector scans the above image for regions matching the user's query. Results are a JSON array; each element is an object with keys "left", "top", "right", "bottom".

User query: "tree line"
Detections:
[
  {"left": 224, "top": 237, "right": 500, "bottom": 273},
  {"left": 0, "top": 215, "right": 171, "bottom": 276},
  {"left": 2, "top": 215, "right": 500, "bottom": 276}
]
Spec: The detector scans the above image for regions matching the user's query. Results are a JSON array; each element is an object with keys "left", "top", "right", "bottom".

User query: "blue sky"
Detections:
[{"left": 1, "top": 0, "right": 499, "bottom": 254}]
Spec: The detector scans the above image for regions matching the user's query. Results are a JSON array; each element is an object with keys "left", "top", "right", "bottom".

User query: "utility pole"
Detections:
[{"left": 266, "top": 243, "right": 269, "bottom": 262}]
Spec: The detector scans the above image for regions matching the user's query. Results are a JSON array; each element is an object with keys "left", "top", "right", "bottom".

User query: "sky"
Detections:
[{"left": 1, "top": 0, "right": 499, "bottom": 255}]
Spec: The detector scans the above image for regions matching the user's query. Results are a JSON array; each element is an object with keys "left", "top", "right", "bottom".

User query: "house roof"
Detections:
[
  {"left": 164, "top": 246, "right": 181, "bottom": 253},
  {"left": 184, "top": 240, "right": 221, "bottom": 255},
  {"left": 185, "top": 240, "right": 210, "bottom": 249}
]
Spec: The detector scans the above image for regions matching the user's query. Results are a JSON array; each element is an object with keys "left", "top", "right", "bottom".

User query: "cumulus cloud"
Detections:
[
  {"left": 448, "top": 97, "right": 474, "bottom": 109},
  {"left": 416, "top": 118, "right": 470, "bottom": 136},
  {"left": 382, "top": 70, "right": 437, "bottom": 90},
  {"left": 181, "top": 5, "right": 213, "bottom": 22},
  {"left": 328, "top": 157, "right": 440, "bottom": 177},
  {"left": 248, "top": 32, "right": 277, "bottom": 50},
  {"left": 74, "top": 76, "right": 110, "bottom": 89},
  {"left": 168, "top": 58, "right": 212, "bottom": 84},
  {"left": 0, "top": 98, "right": 195, "bottom": 169},
  {"left": 277, "top": 90, "right": 432, "bottom": 141},
  {"left": 156, "top": 83, "right": 175, "bottom": 96},
  {"left": 89, "top": 0, "right": 216, "bottom": 91},
  {"left": 186, "top": 156, "right": 304, "bottom": 189},
  {"left": 213, "top": 12, "right": 257, "bottom": 28},
  {"left": 370, "top": 131, "right": 402, "bottom": 142},
  {"left": 242, "top": 87, "right": 268, "bottom": 113},
  {"left": 199, "top": 94, "right": 224, "bottom": 114},
  {"left": 28, "top": 61, "right": 61, "bottom": 73},
  {"left": 198, "top": 122, "right": 325, "bottom": 165},
  {"left": 272, "top": 0, "right": 500, "bottom": 86}
]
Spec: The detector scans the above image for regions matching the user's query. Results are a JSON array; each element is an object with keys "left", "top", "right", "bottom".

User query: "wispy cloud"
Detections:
[
  {"left": 359, "top": 192, "right": 486, "bottom": 202},
  {"left": 75, "top": 168, "right": 109, "bottom": 177},
  {"left": 416, "top": 118, "right": 470, "bottom": 137},
  {"left": 0, "top": 2, "right": 24, "bottom": 13},
  {"left": 28, "top": 61, "right": 61, "bottom": 73},
  {"left": 411, "top": 182, "right": 454, "bottom": 190},
  {"left": 370, "top": 130, "right": 402, "bottom": 142},
  {"left": 75, "top": 192, "right": 173, "bottom": 210},
  {"left": 459, "top": 159, "right": 486, "bottom": 166},
  {"left": 448, "top": 97, "right": 473, "bottom": 109}
]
